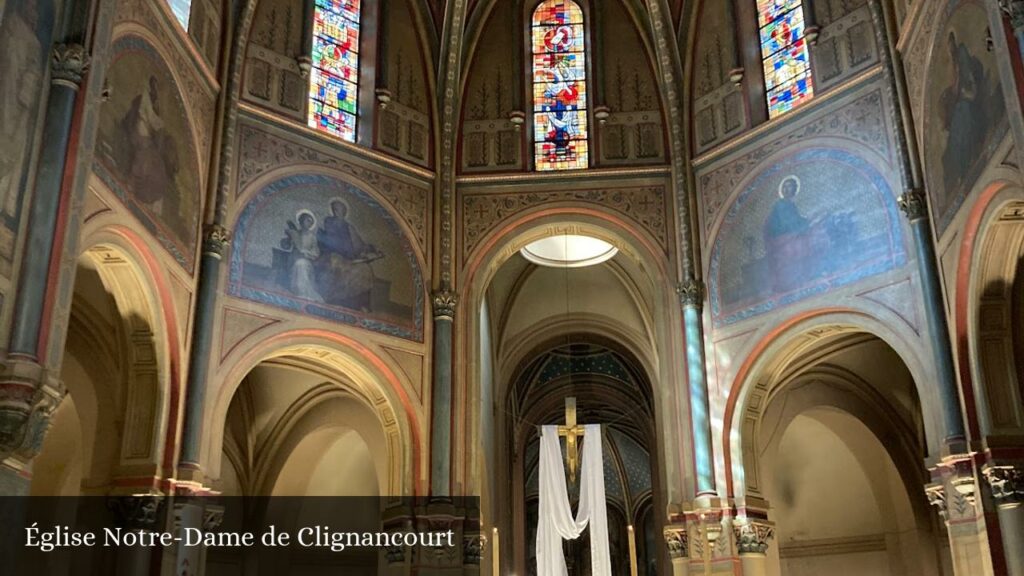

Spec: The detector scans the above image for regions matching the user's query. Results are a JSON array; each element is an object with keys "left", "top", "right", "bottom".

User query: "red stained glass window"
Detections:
[
  {"left": 532, "top": 0, "right": 589, "bottom": 171},
  {"left": 308, "top": 0, "right": 361, "bottom": 141},
  {"left": 758, "top": 0, "right": 814, "bottom": 117}
]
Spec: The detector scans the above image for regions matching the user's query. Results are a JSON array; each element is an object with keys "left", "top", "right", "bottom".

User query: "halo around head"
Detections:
[
  {"left": 296, "top": 208, "right": 317, "bottom": 228},
  {"left": 778, "top": 175, "right": 802, "bottom": 198}
]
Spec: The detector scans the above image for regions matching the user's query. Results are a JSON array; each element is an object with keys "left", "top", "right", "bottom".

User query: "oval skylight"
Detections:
[{"left": 520, "top": 235, "right": 619, "bottom": 268}]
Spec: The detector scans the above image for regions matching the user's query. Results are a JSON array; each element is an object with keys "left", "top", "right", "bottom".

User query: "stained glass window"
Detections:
[
  {"left": 758, "top": 0, "right": 813, "bottom": 117},
  {"left": 308, "top": 0, "right": 361, "bottom": 142},
  {"left": 167, "top": 0, "right": 191, "bottom": 28},
  {"left": 532, "top": 0, "right": 589, "bottom": 171}
]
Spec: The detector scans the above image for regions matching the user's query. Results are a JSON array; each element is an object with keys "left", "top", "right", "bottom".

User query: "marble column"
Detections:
[
  {"left": 0, "top": 42, "right": 90, "bottom": 494},
  {"left": 664, "top": 526, "right": 690, "bottom": 576},
  {"left": 732, "top": 518, "right": 775, "bottom": 576},
  {"left": 8, "top": 43, "right": 90, "bottom": 356},
  {"left": 430, "top": 290, "right": 457, "bottom": 497},
  {"left": 178, "top": 225, "right": 231, "bottom": 475},
  {"left": 107, "top": 496, "right": 165, "bottom": 576},
  {"left": 678, "top": 280, "right": 715, "bottom": 496},
  {"left": 984, "top": 464, "right": 1024, "bottom": 576},
  {"left": 897, "top": 191, "right": 966, "bottom": 445}
]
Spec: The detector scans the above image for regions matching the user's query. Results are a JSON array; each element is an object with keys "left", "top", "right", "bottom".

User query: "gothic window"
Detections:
[
  {"left": 758, "top": 0, "right": 814, "bottom": 118},
  {"left": 309, "top": 0, "right": 361, "bottom": 142},
  {"left": 531, "top": 0, "right": 589, "bottom": 171},
  {"left": 167, "top": 0, "right": 191, "bottom": 28}
]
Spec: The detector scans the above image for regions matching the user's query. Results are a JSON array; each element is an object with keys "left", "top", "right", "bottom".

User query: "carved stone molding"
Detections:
[
  {"left": 677, "top": 278, "right": 706, "bottom": 309},
  {"left": 663, "top": 526, "right": 689, "bottom": 560},
  {"left": 983, "top": 464, "right": 1024, "bottom": 504},
  {"left": 898, "top": 189, "right": 928, "bottom": 221},
  {"left": 202, "top": 224, "right": 232, "bottom": 259},
  {"left": 51, "top": 44, "right": 90, "bottom": 89},
  {"left": 733, "top": 519, "right": 775, "bottom": 555},
  {"left": 108, "top": 496, "right": 165, "bottom": 531},
  {"left": 432, "top": 291, "right": 458, "bottom": 320}
]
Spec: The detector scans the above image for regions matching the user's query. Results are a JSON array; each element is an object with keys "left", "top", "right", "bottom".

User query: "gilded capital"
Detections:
[
  {"left": 432, "top": 290, "right": 458, "bottom": 320},
  {"left": 983, "top": 464, "right": 1024, "bottom": 504},
  {"left": 51, "top": 43, "right": 90, "bottom": 89},
  {"left": 663, "top": 526, "right": 688, "bottom": 559},
  {"left": 925, "top": 483, "right": 948, "bottom": 522},
  {"left": 733, "top": 518, "right": 774, "bottom": 555},
  {"left": 898, "top": 189, "right": 928, "bottom": 221},
  {"left": 677, "top": 278, "right": 705, "bottom": 309},
  {"left": 203, "top": 225, "right": 232, "bottom": 258}
]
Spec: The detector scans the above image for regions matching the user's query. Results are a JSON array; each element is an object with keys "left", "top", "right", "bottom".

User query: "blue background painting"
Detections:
[
  {"left": 228, "top": 173, "right": 424, "bottom": 341},
  {"left": 710, "top": 148, "right": 906, "bottom": 327}
]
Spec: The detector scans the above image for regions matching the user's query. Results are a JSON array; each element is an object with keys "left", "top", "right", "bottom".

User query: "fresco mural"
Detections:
[
  {"left": 95, "top": 35, "right": 200, "bottom": 270},
  {"left": 229, "top": 173, "right": 423, "bottom": 340},
  {"left": 0, "top": 0, "right": 57, "bottom": 266},
  {"left": 710, "top": 148, "right": 906, "bottom": 327},
  {"left": 924, "top": 0, "right": 1007, "bottom": 233}
]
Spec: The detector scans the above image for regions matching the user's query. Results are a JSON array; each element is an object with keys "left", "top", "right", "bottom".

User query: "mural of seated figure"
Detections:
[{"left": 315, "top": 198, "right": 384, "bottom": 312}]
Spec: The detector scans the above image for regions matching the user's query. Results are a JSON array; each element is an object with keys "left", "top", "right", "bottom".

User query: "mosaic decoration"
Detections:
[
  {"left": 308, "top": 0, "right": 361, "bottom": 142},
  {"left": 758, "top": 0, "right": 813, "bottom": 117},
  {"left": 532, "top": 0, "right": 589, "bottom": 170},
  {"left": 229, "top": 173, "right": 423, "bottom": 341},
  {"left": 710, "top": 148, "right": 906, "bottom": 327},
  {"left": 167, "top": 0, "right": 191, "bottom": 28}
]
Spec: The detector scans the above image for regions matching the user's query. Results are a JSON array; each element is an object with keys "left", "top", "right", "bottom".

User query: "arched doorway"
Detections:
[{"left": 733, "top": 324, "right": 948, "bottom": 576}]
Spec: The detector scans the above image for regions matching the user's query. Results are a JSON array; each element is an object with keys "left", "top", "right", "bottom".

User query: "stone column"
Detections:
[
  {"left": 983, "top": 464, "right": 1024, "bottom": 576},
  {"left": 732, "top": 518, "right": 775, "bottom": 576},
  {"left": 664, "top": 525, "right": 690, "bottom": 576},
  {"left": 107, "top": 496, "right": 165, "bottom": 576},
  {"left": 430, "top": 290, "right": 457, "bottom": 497},
  {"left": 678, "top": 281, "right": 715, "bottom": 496},
  {"left": 178, "top": 225, "right": 231, "bottom": 478},
  {"left": 926, "top": 460, "right": 996, "bottom": 576}
]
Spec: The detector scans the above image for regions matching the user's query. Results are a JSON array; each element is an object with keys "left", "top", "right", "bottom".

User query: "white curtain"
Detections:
[{"left": 536, "top": 424, "right": 612, "bottom": 576}]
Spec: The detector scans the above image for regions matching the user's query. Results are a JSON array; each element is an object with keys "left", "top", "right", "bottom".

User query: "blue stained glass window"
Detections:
[{"left": 167, "top": 0, "right": 191, "bottom": 29}]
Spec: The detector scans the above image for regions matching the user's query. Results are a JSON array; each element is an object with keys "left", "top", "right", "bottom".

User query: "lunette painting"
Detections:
[
  {"left": 228, "top": 173, "right": 423, "bottom": 341},
  {"left": 710, "top": 148, "right": 906, "bottom": 327}
]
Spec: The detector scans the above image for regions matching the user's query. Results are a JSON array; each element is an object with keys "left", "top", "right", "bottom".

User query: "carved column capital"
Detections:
[
  {"left": 202, "top": 505, "right": 225, "bottom": 531},
  {"left": 732, "top": 518, "right": 775, "bottom": 555},
  {"left": 462, "top": 532, "right": 484, "bottom": 565},
  {"left": 202, "top": 225, "right": 232, "bottom": 259},
  {"left": 432, "top": 290, "right": 458, "bottom": 320},
  {"left": 0, "top": 374, "right": 63, "bottom": 462},
  {"left": 1000, "top": 0, "right": 1024, "bottom": 34},
  {"left": 898, "top": 189, "right": 929, "bottom": 221},
  {"left": 51, "top": 43, "right": 90, "bottom": 89},
  {"left": 663, "top": 526, "right": 688, "bottom": 559},
  {"left": 677, "top": 278, "right": 705, "bottom": 309},
  {"left": 983, "top": 464, "right": 1024, "bottom": 505},
  {"left": 107, "top": 496, "right": 165, "bottom": 531},
  {"left": 925, "top": 483, "right": 949, "bottom": 522}
]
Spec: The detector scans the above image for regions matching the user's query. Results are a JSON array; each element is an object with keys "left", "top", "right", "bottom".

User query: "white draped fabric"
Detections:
[{"left": 536, "top": 424, "right": 612, "bottom": 576}]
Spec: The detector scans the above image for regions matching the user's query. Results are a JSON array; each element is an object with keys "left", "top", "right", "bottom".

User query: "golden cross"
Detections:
[{"left": 557, "top": 397, "right": 585, "bottom": 485}]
